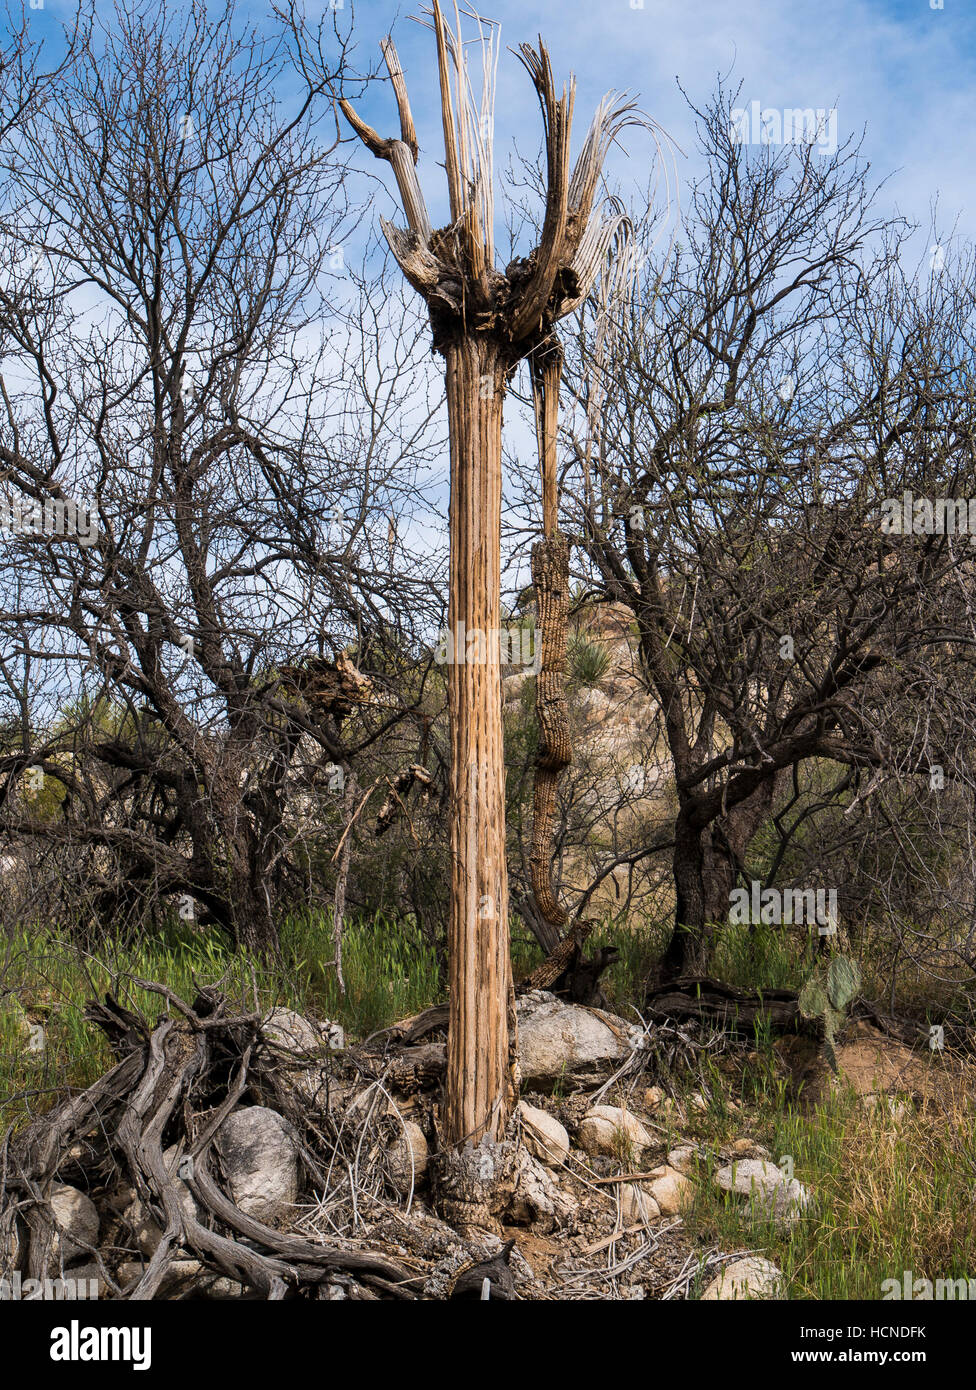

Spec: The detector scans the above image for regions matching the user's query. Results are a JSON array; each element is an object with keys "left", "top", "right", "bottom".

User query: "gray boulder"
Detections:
[
  {"left": 49, "top": 1184, "right": 99, "bottom": 1264},
  {"left": 516, "top": 992, "right": 641, "bottom": 1089},
  {"left": 714, "top": 1158, "right": 812, "bottom": 1225},
  {"left": 216, "top": 1106, "right": 299, "bottom": 1222}
]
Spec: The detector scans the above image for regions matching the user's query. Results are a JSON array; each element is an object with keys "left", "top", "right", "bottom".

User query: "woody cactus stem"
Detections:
[
  {"left": 529, "top": 340, "right": 572, "bottom": 952},
  {"left": 442, "top": 337, "right": 514, "bottom": 1147}
]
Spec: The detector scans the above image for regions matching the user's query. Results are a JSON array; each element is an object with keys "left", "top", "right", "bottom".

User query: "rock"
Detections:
[
  {"left": 216, "top": 1106, "right": 299, "bottom": 1221},
  {"left": 56, "top": 1263, "right": 102, "bottom": 1296},
  {"left": 714, "top": 1159, "right": 812, "bottom": 1225},
  {"left": 688, "top": 1091, "right": 709, "bottom": 1113},
  {"left": 714, "top": 1158, "right": 782, "bottom": 1195},
  {"left": 507, "top": 1149, "right": 578, "bottom": 1234},
  {"left": 516, "top": 991, "right": 641, "bottom": 1089},
  {"left": 1, "top": 997, "right": 45, "bottom": 1055},
  {"left": 120, "top": 1195, "right": 161, "bottom": 1258},
  {"left": 518, "top": 1103, "right": 570, "bottom": 1167},
  {"left": 667, "top": 1144, "right": 706, "bottom": 1175},
  {"left": 730, "top": 1138, "right": 771, "bottom": 1158},
  {"left": 861, "top": 1093, "right": 909, "bottom": 1122},
  {"left": 48, "top": 1185, "right": 99, "bottom": 1265},
  {"left": 262, "top": 1007, "right": 322, "bottom": 1053},
  {"left": 619, "top": 1183, "right": 661, "bottom": 1227},
  {"left": 646, "top": 1164, "right": 695, "bottom": 1215},
  {"left": 643, "top": 1086, "right": 664, "bottom": 1110},
  {"left": 577, "top": 1105, "right": 653, "bottom": 1159},
  {"left": 502, "top": 671, "right": 532, "bottom": 702},
  {"left": 701, "top": 1256, "right": 784, "bottom": 1301},
  {"left": 386, "top": 1120, "right": 429, "bottom": 1194},
  {"left": 262, "top": 1007, "right": 344, "bottom": 1054}
]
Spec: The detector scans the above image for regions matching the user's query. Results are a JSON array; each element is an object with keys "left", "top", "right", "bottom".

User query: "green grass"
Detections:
[
  {"left": 0, "top": 909, "right": 443, "bottom": 1136},
  {"left": 5, "top": 910, "right": 976, "bottom": 1302},
  {"left": 652, "top": 1034, "right": 976, "bottom": 1299}
]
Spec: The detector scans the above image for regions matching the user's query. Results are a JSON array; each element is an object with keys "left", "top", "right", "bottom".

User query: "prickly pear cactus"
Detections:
[
  {"left": 799, "top": 954, "right": 861, "bottom": 1071},
  {"left": 827, "top": 955, "right": 861, "bottom": 1010},
  {"left": 798, "top": 975, "right": 828, "bottom": 1019}
]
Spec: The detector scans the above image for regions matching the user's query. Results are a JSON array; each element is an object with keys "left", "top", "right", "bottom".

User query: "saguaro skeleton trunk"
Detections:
[
  {"left": 442, "top": 336, "right": 510, "bottom": 1149},
  {"left": 343, "top": 4, "right": 637, "bottom": 1222},
  {"left": 528, "top": 339, "right": 573, "bottom": 955}
]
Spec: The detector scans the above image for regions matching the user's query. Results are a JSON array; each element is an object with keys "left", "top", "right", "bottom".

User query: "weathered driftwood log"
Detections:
[{"left": 643, "top": 976, "right": 806, "bottom": 1033}]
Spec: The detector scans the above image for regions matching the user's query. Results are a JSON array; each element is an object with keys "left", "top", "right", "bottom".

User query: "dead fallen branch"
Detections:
[
  {"left": 3, "top": 987, "right": 418, "bottom": 1299},
  {"left": 643, "top": 976, "right": 808, "bottom": 1032}
]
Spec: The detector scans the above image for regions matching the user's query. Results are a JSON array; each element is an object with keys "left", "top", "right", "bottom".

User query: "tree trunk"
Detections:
[
  {"left": 527, "top": 532, "right": 572, "bottom": 954},
  {"left": 339, "top": 15, "right": 641, "bottom": 1231},
  {"left": 661, "top": 779, "right": 782, "bottom": 978},
  {"left": 208, "top": 765, "right": 279, "bottom": 956},
  {"left": 662, "top": 812, "right": 711, "bottom": 977},
  {"left": 441, "top": 336, "right": 515, "bottom": 1153}
]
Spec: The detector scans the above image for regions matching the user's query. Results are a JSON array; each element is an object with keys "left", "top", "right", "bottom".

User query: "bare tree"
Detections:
[
  {"left": 557, "top": 88, "right": 976, "bottom": 979},
  {"left": 0, "top": 1, "right": 441, "bottom": 952}
]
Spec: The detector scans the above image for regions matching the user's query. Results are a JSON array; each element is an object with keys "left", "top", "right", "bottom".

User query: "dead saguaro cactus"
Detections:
[
  {"left": 528, "top": 338, "right": 572, "bottom": 952},
  {"left": 342, "top": 2, "right": 638, "bottom": 1223}
]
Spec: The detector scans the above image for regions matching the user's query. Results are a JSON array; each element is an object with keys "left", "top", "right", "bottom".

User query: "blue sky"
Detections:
[
  {"left": 345, "top": 0, "right": 976, "bottom": 253},
  {"left": 18, "top": 0, "right": 976, "bottom": 586},
  {"left": 25, "top": 0, "right": 976, "bottom": 250}
]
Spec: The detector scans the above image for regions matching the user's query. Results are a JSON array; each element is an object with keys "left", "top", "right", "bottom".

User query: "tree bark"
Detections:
[
  {"left": 662, "top": 812, "right": 711, "bottom": 976},
  {"left": 528, "top": 533, "right": 572, "bottom": 953}
]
